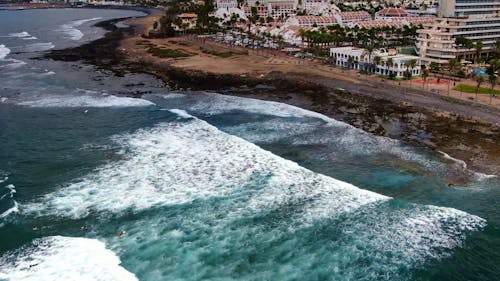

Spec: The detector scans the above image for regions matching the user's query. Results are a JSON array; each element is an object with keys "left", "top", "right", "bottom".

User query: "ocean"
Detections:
[{"left": 0, "top": 8, "right": 499, "bottom": 281}]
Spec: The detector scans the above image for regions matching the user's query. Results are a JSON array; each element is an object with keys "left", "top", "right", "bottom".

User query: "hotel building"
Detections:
[
  {"left": 417, "top": 0, "right": 500, "bottom": 65},
  {"left": 330, "top": 47, "right": 422, "bottom": 78}
]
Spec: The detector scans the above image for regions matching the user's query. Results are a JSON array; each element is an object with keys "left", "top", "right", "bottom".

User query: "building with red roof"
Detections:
[{"left": 375, "top": 8, "right": 409, "bottom": 20}]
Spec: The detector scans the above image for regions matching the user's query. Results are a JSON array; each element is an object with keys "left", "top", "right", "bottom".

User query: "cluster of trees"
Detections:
[
  {"left": 337, "top": 2, "right": 386, "bottom": 14},
  {"left": 455, "top": 37, "right": 485, "bottom": 64},
  {"left": 299, "top": 24, "right": 419, "bottom": 56},
  {"left": 443, "top": 40, "right": 500, "bottom": 99},
  {"left": 483, "top": 44, "right": 500, "bottom": 98},
  {"left": 152, "top": 0, "right": 219, "bottom": 37},
  {"left": 335, "top": 0, "right": 433, "bottom": 14}
]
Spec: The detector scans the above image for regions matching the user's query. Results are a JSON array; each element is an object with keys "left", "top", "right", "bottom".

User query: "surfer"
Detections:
[{"left": 118, "top": 230, "right": 126, "bottom": 237}]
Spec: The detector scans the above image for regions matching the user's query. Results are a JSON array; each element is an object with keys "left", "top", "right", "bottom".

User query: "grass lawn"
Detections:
[{"left": 453, "top": 84, "right": 500, "bottom": 95}]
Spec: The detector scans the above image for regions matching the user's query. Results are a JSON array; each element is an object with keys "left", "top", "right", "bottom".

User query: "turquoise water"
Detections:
[{"left": 0, "top": 9, "right": 499, "bottom": 281}]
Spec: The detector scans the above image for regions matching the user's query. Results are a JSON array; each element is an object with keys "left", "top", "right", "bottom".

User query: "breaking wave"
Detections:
[
  {"left": 18, "top": 93, "right": 155, "bottom": 108},
  {"left": 17, "top": 110, "right": 486, "bottom": 280},
  {"left": 23, "top": 42, "right": 55, "bottom": 52},
  {"left": 0, "top": 44, "right": 11, "bottom": 59},
  {"left": 59, "top": 17, "right": 102, "bottom": 41},
  {"left": 8, "top": 31, "right": 37, "bottom": 40},
  {"left": 0, "top": 236, "right": 138, "bottom": 281}
]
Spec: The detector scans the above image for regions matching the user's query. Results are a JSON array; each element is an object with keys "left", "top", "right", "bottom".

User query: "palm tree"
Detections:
[
  {"left": 405, "top": 59, "right": 418, "bottom": 85},
  {"left": 299, "top": 29, "right": 307, "bottom": 48},
  {"left": 421, "top": 68, "right": 429, "bottom": 89},
  {"left": 430, "top": 62, "right": 440, "bottom": 72},
  {"left": 495, "top": 40, "right": 500, "bottom": 59},
  {"left": 475, "top": 74, "right": 485, "bottom": 99},
  {"left": 365, "top": 45, "right": 375, "bottom": 73},
  {"left": 386, "top": 58, "right": 394, "bottom": 76},
  {"left": 347, "top": 56, "right": 354, "bottom": 69},
  {"left": 488, "top": 74, "right": 497, "bottom": 104},
  {"left": 408, "top": 59, "right": 418, "bottom": 74},
  {"left": 448, "top": 58, "right": 459, "bottom": 75},
  {"left": 474, "top": 41, "right": 483, "bottom": 65},
  {"left": 373, "top": 56, "right": 382, "bottom": 74}
]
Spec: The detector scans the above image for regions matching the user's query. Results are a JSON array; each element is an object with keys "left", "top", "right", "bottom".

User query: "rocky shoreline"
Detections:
[{"left": 42, "top": 18, "right": 500, "bottom": 178}]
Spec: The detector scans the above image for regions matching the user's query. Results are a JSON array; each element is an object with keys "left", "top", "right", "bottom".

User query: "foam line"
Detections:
[
  {"left": 24, "top": 110, "right": 387, "bottom": 219},
  {"left": 23, "top": 42, "right": 55, "bottom": 52},
  {"left": 0, "top": 236, "right": 138, "bottom": 281},
  {"left": 0, "top": 201, "right": 18, "bottom": 219},
  {"left": 0, "top": 44, "right": 11, "bottom": 59},
  {"left": 59, "top": 17, "right": 102, "bottom": 41},
  {"left": 18, "top": 93, "right": 155, "bottom": 108},
  {"left": 8, "top": 31, "right": 30, "bottom": 38}
]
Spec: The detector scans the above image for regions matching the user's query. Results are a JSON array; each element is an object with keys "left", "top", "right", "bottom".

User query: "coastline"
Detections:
[{"left": 43, "top": 14, "right": 500, "bottom": 178}]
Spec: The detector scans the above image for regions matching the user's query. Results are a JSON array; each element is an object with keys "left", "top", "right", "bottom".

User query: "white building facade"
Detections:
[
  {"left": 268, "top": 1, "right": 297, "bottom": 19},
  {"left": 417, "top": 0, "right": 500, "bottom": 64},
  {"left": 330, "top": 47, "right": 422, "bottom": 78},
  {"left": 216, "top": 0, "right": 238, "bottom": 10}
]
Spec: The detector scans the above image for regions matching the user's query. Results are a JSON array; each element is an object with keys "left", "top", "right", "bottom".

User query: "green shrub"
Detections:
[
  {"left": 199, "top": 46, "right": 248, "bottom": 58},
  {"left": 147, "top": 47, "right": 191, "bottom": 58}
]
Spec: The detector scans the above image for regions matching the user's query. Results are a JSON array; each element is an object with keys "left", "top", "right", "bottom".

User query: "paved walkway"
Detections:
[{"left": 185, "top": 35, "right": 500, "bottom": 109}]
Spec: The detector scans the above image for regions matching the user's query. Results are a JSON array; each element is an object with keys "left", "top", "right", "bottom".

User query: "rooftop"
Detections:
[{"left": 376, "top": 8, "right": 408, "bottom": 17}]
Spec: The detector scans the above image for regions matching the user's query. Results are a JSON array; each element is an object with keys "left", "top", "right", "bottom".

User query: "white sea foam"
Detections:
[
  {"left": 8, "top": 31, "right": 30, "bottom": 38},
  {"left": 0, "top": 201, "right": 18, "bottom": 219},
  {"left": 24, "top": 110, "right": 387, "bottom": 219},
  {"left": 20, "top": 111, "right": 486, "bottom": 277},
  {"left": 0, "top": 236, "right": 138, "bottom": 281},
  {"left": 111, "top": 197, "right": 485, "bottom": 280},
  {"left": 0, "top": 58, "right": 27, "bottom": 69},
  {"left": 439, "top": 151, "right": 467, "bottom": 170},
  {"left": 8, "top": 31, "right": 37, "bottom": 40},
  {"left": 23, "top": 111, "right": 485, "bottom": 238},
  {"left": 59, "top": 17, "right": 102, "bottom": 41},
  {"left": 0, "top": 184, "right": 16, "bottom": 200},
  {"left": 173, "top": 92, "right": 349, "bottom": 124},
  {"left": 160, "top": 93, "right": 443, "bottom": 170},
  {"left": 474, "top": 172, "right": 497, "bottom": 181},
  {"left": 439, "top": 151, "right": 497, "bottom": 181},
  {"left": 0, "top": 183, "right": 18, "bottom": 219},
  {"left": 18, "top": 94, "right": 155, "bottom": 108},
  {"left": 23, "top": 42, "right": 55, "bottom": 52},
  {"left": 169, "top": 108, "right": 194, "bottom": 118},
  {"left": 0, "top": 44, "right": 11, "bottom": 59},
  {"left": 161, "top": 93, "right": 187, "bottom": 100},
  {"left": 323, "top": 202, "right": 486, "bottom": 277}
]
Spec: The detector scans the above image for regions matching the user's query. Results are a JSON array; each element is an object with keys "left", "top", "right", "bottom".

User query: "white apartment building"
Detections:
[
  {"left": 302, "top": 0, "right": 338, "bottom": 16},
  {"left": 330, "top": 47, "right": 421, "bottom": 78},
  {"left": 286, "top": 15, "right": 338, "bottom": 27},
  {"left": 243, "top": 5, "right": 269, "bottom": 18},
  {"left": 268, "top": 1, "right": 297, "bottom": 19},
  {"left": 216, "top": 0, "right": 238, "bottom": 10},
  {"left": 374, "top": 8, "right": 409, "bottom": 20},
  {"left": 417, "top": 0, "right": 500, "bottom": 65}
]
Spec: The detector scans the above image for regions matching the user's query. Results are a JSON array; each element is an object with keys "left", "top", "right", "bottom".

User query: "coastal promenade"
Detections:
[{"left": 186, "top": 35, "right": 500, "bottom": 109}]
